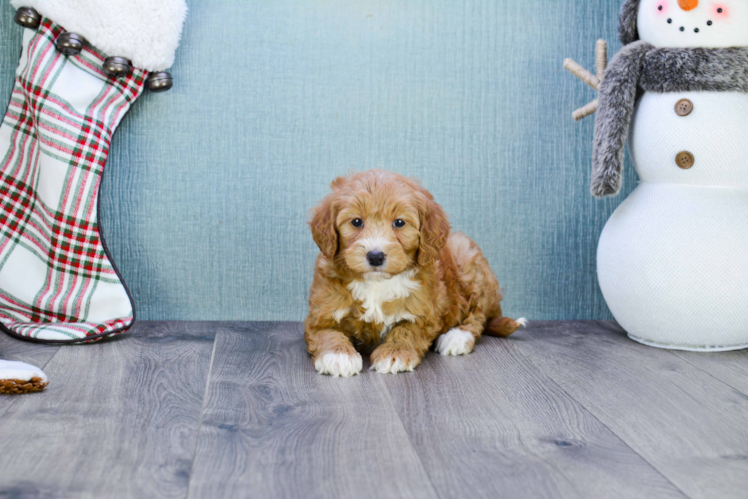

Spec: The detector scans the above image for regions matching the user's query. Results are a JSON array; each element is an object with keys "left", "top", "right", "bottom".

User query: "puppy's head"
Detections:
[{"left": 310, "top": 170, "right": 450, "bottom": 277}]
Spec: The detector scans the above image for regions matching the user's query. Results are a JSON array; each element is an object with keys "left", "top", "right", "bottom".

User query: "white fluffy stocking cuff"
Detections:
[{"left": 10, "top": 0, "right": 187, "bottom": 71}]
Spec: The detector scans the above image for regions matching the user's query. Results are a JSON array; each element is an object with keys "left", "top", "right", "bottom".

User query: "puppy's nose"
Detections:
[{"left": 367, "top": 251, "right": 386, "bottom": 267}]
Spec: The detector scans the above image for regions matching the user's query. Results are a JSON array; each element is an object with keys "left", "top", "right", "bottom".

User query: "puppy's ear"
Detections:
[
  {"left": 417, "top": 194, "right": 450, "bottom": 266},
  {"left": 310, "top": 194, "right": 339, "bottom": 260}
]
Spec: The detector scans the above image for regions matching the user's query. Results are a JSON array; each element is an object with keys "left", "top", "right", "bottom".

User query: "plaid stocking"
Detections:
[{"left": 0, "top": 19, "right": 145, "bottom": 342}]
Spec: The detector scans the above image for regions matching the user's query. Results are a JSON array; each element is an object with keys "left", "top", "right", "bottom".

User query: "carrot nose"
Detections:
[{"left": 678, "top": 0, "right": 699, "bottom": 11}]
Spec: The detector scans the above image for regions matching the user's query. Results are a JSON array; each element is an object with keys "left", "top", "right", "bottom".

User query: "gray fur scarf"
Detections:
[{"left": 591, "top": 43, "right": 748, "bottom": 197}]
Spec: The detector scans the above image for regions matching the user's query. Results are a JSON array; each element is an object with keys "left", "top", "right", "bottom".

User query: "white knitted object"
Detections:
[
  {"left": 598, "top": 183, "right": 748, "bottom": 351},
  {"left": 598, "top": 90, "right": 748, "bottom": 351},
  {"left": 10, "top": 0, "right": 187, "bottom": 71},
  {"left": 596, "top": 2, "right": 748, "bottom": 351},
  {"left": 630, "top": 92, "right": 748, "bottom": 188}
]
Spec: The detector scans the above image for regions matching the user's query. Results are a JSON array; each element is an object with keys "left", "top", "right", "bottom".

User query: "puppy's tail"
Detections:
[{"left": 484, "top": 316, "right": 528, "bottom": 338}]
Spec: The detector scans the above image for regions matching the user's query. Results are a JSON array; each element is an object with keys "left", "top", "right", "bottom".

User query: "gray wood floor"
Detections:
[{"left": 1, "top": 321, "right": 747, "bottom": 499}]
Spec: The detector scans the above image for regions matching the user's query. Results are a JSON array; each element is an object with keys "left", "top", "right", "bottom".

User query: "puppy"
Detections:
[{"left": 305, "top": 170, "right": 525, "bottom": 376}]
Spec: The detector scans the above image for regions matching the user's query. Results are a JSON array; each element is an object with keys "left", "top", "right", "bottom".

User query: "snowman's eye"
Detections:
[
  {"left": 718, "top": 7, "right": 723, "bottom": 13},
  {"left": 658, "top": 5, "right": 663, "bottom": 10}
]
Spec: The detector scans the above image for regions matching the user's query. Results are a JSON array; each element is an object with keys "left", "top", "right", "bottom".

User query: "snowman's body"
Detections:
[
  {"left": 595, "top": 0, "right": 748, "bottom": 350},
  {"left": 599, "top": 91, "right": 748, "bottom": 350}
]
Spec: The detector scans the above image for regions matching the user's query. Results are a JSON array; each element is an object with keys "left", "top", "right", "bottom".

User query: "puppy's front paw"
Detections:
[
  {"left": 435, "top": 328, "right": 475, "bottom": 356},
  {"left": 314, "top": 351, "right": 363, "bottom": 378},
  {"left": 370, "top": 346, "right": 421, "bottom": 374}
]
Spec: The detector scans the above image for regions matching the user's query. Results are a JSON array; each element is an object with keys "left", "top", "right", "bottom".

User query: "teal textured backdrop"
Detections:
[{"left": 0, "top": 0, "right": 636, "bottom": 321}]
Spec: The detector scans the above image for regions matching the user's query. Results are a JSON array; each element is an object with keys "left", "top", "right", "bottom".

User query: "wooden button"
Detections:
[
  {"left": 676, "top": 151, "right": 695, "bottom": 169},
  {"left": 675, "top": 99, "right": 693, "bottom": 116}
]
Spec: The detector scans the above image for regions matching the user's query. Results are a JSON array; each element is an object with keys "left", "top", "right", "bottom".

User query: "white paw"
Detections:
[
  {"left": 315, "top": 352, "right": 363, "bottom": 378},
  {"left": 371, "top": 355, "right": 417, "bottom": 374},
  {"left": 435, "top": 328, "right": 475, "bottom": 356},
  {"left": 0, "top": 360, "right": 48, "bottom": 382}
]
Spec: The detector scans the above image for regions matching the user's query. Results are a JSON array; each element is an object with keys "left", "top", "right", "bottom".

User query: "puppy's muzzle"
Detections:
[{"left": 366, "top": 250, "right": 386, "bottom": 267}]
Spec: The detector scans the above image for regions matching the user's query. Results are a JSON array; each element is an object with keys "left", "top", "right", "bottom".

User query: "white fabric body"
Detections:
[
  {"left": 598, "top": 91, "right": 748, "bottom": 350},
  {"left": 637, "top": 0, "right": 748, "bottom": 48},
  {"left": 598, "top": 183, "right": 748, "bottom": 350},
  {"left": 10, "top": 0, "right": 187, "bottom": 71},
  {"left": 603, "top": 1, "right": 748, "bottom": 350},
  {"left": 630, "top": 91, "right": 748, "bottom": 188},
  {"left": 0, "top": 359, "right": 48, "bottom": 383}
]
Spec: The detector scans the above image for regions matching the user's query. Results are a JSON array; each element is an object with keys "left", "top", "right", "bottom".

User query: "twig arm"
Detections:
[
  {"left": 573, "top": 99, "right": 598, "bottom": 121},
  {"left": 596, "top": 39, "right": 608, "bottom": 81},
  {"left": 563, "top": 58, "right": 600, "bottom": 91}
]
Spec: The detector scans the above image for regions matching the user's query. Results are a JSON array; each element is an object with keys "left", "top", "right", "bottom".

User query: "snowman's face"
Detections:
[{"left": 637, "top": 0, "right": 748, "bottom": 47}]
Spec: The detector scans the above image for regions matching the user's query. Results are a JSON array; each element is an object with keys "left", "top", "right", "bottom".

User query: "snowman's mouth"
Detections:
[{"left": 666, "top": 17, "right": 713, "bottom": 33}]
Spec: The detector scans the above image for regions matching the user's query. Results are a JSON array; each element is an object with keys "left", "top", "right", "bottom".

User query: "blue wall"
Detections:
[{"left": 0, "top": 0, "right": 636, "bottom": 321}]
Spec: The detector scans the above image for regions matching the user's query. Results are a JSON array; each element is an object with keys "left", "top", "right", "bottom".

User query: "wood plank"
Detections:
[
  {"left": 0, "top": 331, "right": 61, "bottom": 370},
  {"left": 0, "top": 321, "right": 218, "bottom": 499},
  {"left": 670, "top": 349, "right": 748, "bottom": 397},
  {"left": 382, "top": 333, "right": 684, "bottom": 498},
  {"left": 188, "top": 322, "right": 436, "bottom": 499},
  {"left": 515, "top": 321, "right": 748, "bottom": 498}
]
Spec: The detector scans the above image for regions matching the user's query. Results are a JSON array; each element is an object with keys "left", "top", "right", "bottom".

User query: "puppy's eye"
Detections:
[
  {"left": 393, "top": 219, "right": 406, "bottom": 228},
  {"left": 351, "top": 218, "right": 364, "bottom": 228}
]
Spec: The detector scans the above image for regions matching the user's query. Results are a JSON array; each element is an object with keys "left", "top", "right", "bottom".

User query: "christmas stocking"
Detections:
[{"left": 0, "top": 1, "right": 186, "bottom": 392}]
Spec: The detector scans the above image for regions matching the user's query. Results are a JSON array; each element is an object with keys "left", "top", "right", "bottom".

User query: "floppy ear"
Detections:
[
  {"left": 417, "top": 195, "right": 450, "bottom": 266},
  {"left": 310, "top": 194, "right": 339, "bottom": 260}
]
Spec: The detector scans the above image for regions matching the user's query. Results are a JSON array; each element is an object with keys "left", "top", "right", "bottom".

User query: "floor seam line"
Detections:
[
  {"left": 667, "top": 350, "right": 748, "bottom": 398},
  {"left": 379, "top": 374, "right": 443, "bottom": 499},
  {"left": 185, "top": 321, "right": 220, "bottom": 499},
  {"left": 511, "top": 330, "right": 691, "bottom": 499}
]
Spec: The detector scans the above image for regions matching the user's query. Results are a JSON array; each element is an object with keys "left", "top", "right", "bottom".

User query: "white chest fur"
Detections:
[{"left": 347, "top": 270, "right": 420, "bottom": 337}]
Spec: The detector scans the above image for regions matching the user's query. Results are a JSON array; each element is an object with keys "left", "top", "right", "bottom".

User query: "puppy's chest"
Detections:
[{"left": 345, "top": 272, "right": 421, "bottom": 337}]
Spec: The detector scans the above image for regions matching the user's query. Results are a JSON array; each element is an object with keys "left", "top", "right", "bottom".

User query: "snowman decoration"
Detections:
[{"left": 566, "top": 0, "right": 748, "bottom": 351}]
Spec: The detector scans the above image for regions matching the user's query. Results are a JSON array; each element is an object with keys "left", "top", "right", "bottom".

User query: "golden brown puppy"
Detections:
[{"left": 305, "top": 170, "right": 525, "bottom": 376}]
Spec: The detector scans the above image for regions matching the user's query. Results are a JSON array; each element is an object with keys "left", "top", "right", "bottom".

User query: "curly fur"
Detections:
[
  {"left": 592, "top": 44, "right": 748, "bottom": 197},
  {"left": 304, "top": 170, "right": 524, "bottom": 376}
]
